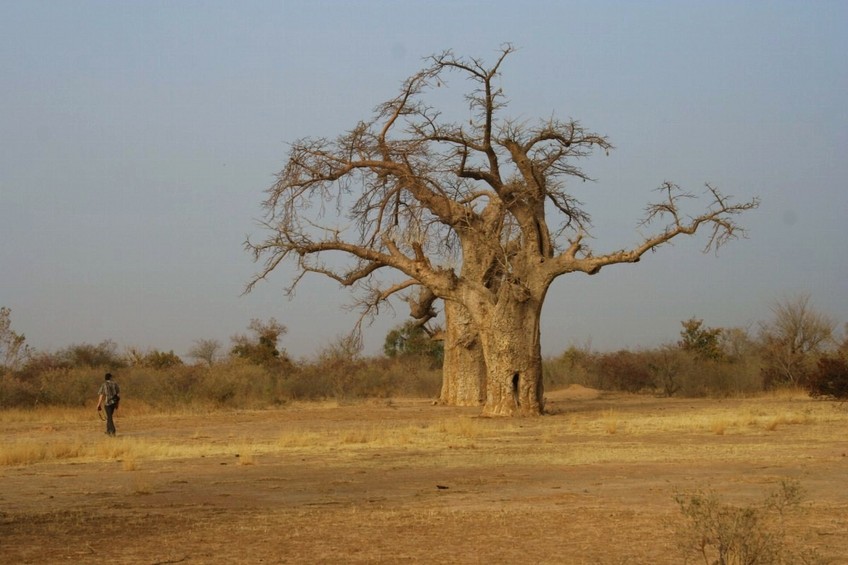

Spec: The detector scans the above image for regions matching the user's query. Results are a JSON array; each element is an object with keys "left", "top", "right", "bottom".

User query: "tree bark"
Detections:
[
  {"left": 440, "top": 301, "right": 486, "bottom": 406},
  {"left": 475, "top": 290, "right": 545, "bottom": 417}
]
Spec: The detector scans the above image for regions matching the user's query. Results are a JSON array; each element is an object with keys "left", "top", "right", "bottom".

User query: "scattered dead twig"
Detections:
[{"left": 151, "top": 556, "right": 189, "bottom": 565}]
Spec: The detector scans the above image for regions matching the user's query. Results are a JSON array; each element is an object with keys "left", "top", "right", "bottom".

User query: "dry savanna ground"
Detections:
[{"left": 1, "top": 386, "right": 847, "bottom": 564}]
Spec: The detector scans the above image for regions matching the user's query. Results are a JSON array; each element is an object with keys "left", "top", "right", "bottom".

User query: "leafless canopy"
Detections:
[{"left": 246, "top": 45, "right": 758, "bottom": 320}]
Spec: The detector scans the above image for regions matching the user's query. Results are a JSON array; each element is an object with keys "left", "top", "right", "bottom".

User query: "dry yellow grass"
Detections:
[
  {"left": 0, "top": 438, "right": 88, "bottom": 466},
  {"left": 0, "top": 394, "right": 841, "bottom": 471},
  {"left": 0, "top": 406, "right": 90, "bottom": 425},
  {"left": 0, "top": 434, "right": 232, "bottom": 467},
  {"left": 0, "top": 442, "right": 48, "bottom": 466}
]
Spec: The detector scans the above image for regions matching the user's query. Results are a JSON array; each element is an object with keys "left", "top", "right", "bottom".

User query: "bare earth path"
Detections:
[{"left": 2, "top": 389, "right": 847, "bottom": 564}]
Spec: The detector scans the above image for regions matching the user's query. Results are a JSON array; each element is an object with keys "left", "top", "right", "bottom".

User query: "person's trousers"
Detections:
[{"left": 105, "top": 404, "right": 117, "bottom": 435}]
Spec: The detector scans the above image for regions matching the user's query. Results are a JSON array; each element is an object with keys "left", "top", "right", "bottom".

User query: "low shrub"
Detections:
[
  {"left": 674, "top": 479, "right": 822, "bottom": 565},
  {"left": 35, "top": 368, "right": 98, "bottom": 407},
  {"left": 0, "top": 374, "right": 38, "bottom": 408},
  {"left": 543, "top": 345, "right": 594, "bottom": 389},
  {"left": 280, "top": 355, "right": 440, "bottom": 401},
  {"left": 591, "top": 350, "right": 655, "bottom": 393},
  {"left": 675, "top": 357, "right": 763, "bottom": 398},
  {"left": 807, "top": 354, "right": 848, "bottom": 400}
]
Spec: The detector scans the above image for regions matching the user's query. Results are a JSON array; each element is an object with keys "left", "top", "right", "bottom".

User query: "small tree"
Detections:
[
  {"left": 188, "top": 339, "right": 221, "bottom": 367},
  {"left": 230, "top": 318, "right": 290, "bottom": 367},
  {"left": 384, "top": 320, "right": 444, "bottom": 364},
  {"left": 140, "top": 349, "right": 184, "bottom": 370},
  {"left": 58, "top": 340, "right": 127, "bottom": 369},
  {"left": 648, "top": 345, "right": 684, "bottom": 397},
  {"left": 759, "top": 294, "right": 835, "bottom": 387},
  {"left": 0, "top": 307, "right": 30, "bottom": 373},
  {"left": 318, "top": 333, "right": 363, "bottom": 400},
  {"left": 720, "top": 326, "right": 757, "bottom": 363},
  {"left": 679, "top": 318, "right": 724, "bottom": 361}
]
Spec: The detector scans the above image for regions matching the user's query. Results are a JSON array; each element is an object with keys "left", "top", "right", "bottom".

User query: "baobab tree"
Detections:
[{"left": 247, "top": 45, "right": 758, "bottom": 416}]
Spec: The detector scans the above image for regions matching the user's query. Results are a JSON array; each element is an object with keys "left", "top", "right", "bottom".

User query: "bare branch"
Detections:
[{"left": 550, "top": 183, "right": 759, "bottom": 276}]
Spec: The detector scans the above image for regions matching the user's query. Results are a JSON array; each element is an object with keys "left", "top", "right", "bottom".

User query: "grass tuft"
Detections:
[
  {"left": 603, "top": 410, "right": 620, "bottom": 435},
  {"left": 710, "top": 419, "right": 729, "bottom": 435}
]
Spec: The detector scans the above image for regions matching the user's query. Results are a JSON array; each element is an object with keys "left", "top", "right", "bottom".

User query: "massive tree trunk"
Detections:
[
  {"left": 473, "top": 288, "right": 546, "bottom": 417},
  {"left": 440, "top": 301, "right": 486, "bottom": 406}
]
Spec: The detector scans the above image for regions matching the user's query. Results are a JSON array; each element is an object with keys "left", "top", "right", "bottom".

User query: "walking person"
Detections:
[{"left": 96, "top": 372, "right": 120, "bottom": 436}]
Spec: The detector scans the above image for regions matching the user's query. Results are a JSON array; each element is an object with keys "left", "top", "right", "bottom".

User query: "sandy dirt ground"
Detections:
[{"left": 2, "top": 387, "right": 847, "bottom": 564}]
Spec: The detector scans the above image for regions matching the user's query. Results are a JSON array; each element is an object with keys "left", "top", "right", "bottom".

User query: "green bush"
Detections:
[
  {"left": 383, "top": 321, "right": 444, "bottom": 366},
  {"left": 229, "top": 318, "right": 292, "bottom": 371},
  {"left": 679, "top": 318, "right": 724, "bottom": 361}
]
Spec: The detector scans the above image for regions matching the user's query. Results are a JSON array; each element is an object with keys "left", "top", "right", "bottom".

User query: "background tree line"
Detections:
[
  {"left": 1, "top": 292, "right": 846, "bottom": 410},
  {"left": 0, "top": 311, "right": 442, "bottom": 409},
  {"left": 545, "top": 294, "right": 847, "bottom": 399}
]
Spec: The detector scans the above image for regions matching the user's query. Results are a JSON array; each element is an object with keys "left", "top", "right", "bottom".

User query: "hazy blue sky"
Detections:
[{"left": 2, "top": 1, "right": 846, "bottom": 360}]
